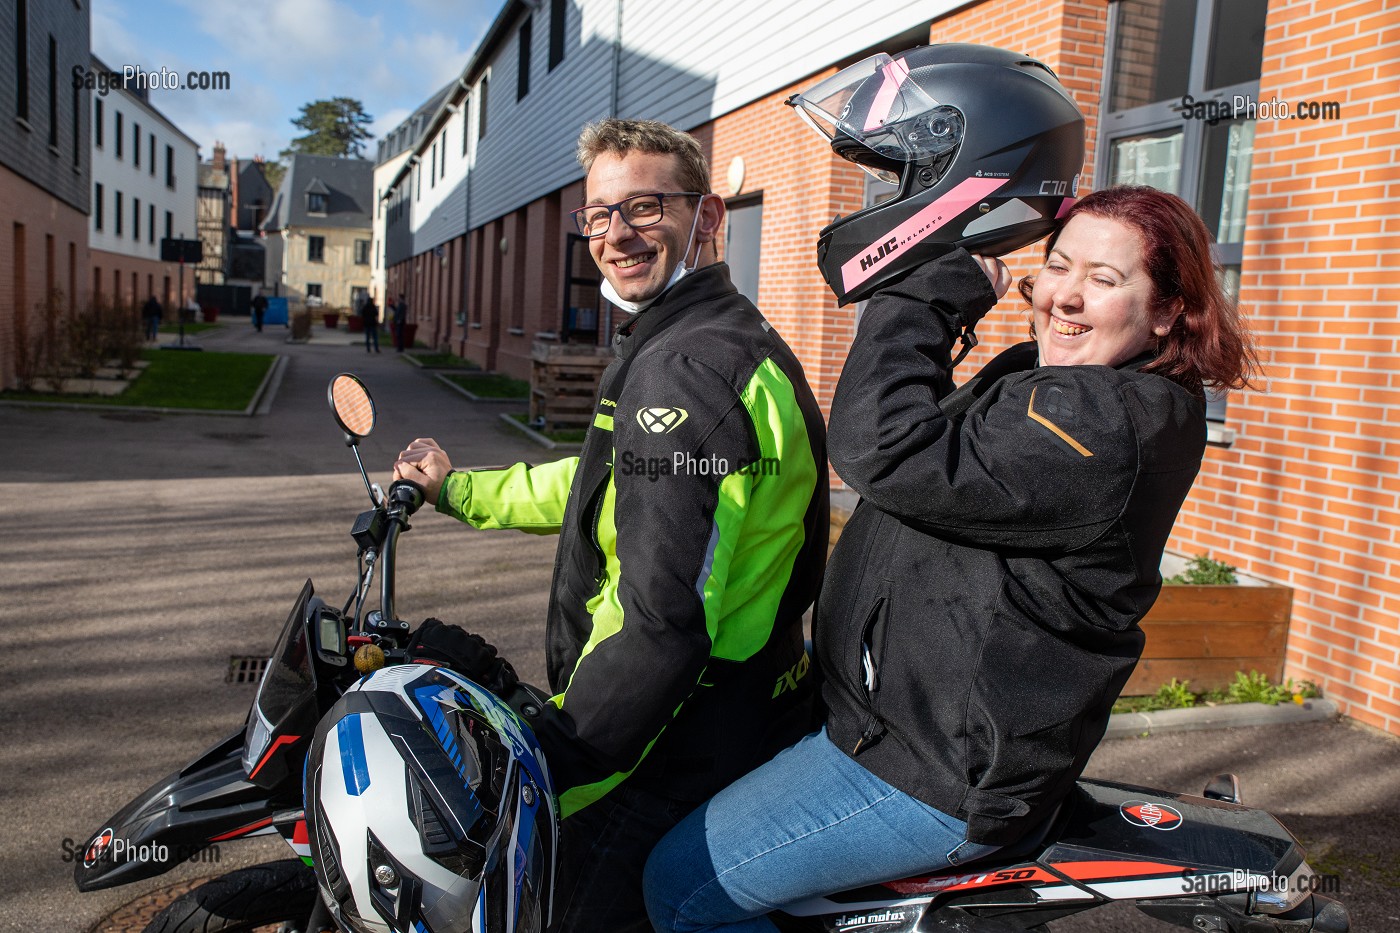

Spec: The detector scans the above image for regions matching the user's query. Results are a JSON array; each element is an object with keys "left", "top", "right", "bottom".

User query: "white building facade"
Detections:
[{"left": 87, "top": 55, "right": 199, "bottom": 310}]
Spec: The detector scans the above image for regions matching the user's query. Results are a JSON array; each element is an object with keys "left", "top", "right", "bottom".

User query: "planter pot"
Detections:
[
  {"left": 391, "top": 322, "right": 418, "bottom": 347},
  {"left": 202, "top": 308, "right": 219, "bottom": 323},
  {"left": 290, "top": 311, "right": 312, "bottom": 341},
  {"left": 347, "top": 317, "right": 364, "bottom": 333},
  {"left": 1126, "top": 584, "right": 1294, "bottom": 694},
  {"left": 323, "top": 313, "right": 340, "bottom": 329}
]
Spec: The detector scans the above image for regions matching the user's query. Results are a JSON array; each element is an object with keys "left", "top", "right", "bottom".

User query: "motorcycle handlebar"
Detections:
[{"left": 378, "top": 480, "right": 426, "bottom": 629}]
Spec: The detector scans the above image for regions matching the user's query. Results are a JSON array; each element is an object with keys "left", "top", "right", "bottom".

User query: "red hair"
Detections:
[{"left": 1018, "top": 186, "right": 1261, "bottom": 390}]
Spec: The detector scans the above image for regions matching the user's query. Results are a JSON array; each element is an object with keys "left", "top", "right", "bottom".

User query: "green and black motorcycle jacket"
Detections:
[{"left": 437, "top": 262, "right": 829, "bottom": 817}]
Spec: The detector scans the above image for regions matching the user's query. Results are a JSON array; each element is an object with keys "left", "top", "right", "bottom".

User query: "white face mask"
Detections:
[{"left": 600, "top": 195, "right": 708, "bottom": 314}]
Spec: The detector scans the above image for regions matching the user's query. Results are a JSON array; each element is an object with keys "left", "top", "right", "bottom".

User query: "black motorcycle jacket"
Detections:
[
  {"left": 817, "top": 250, "right": 1207, "bottom": 846},
  {"left": 438, "top": 263, "right": 828, "bottom": 817}
]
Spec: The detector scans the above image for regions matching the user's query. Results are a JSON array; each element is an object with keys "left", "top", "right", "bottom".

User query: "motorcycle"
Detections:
[{"left": 75, "top": 374, "right": 1350, "bottom": 933}]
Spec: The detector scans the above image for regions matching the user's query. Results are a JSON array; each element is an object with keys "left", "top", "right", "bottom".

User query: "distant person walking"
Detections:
[
  {"left": 362, "top": 295, "right": 380, "bottom": 353},
  {"left": 140, "top": 295, "right": 162, "bottom": 342},
  {"left": 251, "top": 293, "right": 268, "bottom": 333},
  {"left": 393, "top": 293, "right": 409, "bottom": 352}
]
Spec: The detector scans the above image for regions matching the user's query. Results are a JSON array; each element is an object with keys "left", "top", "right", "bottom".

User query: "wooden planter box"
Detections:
[{"left": 1125, "top": 584, "right": 1293, "bottom": 695}]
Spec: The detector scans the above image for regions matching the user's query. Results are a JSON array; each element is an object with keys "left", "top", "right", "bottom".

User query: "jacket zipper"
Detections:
[
  {"left": 586, "top": 477, "right": 609, "bottom": 586},
  {"left": 852, "top": 597, "right": 888, "bottom": 755}
]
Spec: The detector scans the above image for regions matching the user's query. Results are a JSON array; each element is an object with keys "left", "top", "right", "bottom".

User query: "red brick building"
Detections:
[
  {"left": 1, "top": 1, "right": 91, "bottom": 389},
  {"left": 385, "top": 0, "right": 1400, "bottom": 736}
]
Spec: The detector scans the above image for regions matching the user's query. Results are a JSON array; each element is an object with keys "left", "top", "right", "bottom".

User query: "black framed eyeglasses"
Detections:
[{"left": 570, "top": 192, "right": 702, "bottom": 238}]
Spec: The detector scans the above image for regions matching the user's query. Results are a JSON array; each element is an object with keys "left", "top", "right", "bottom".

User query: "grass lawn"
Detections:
[
  {"left": 157, "top": 321, "right": 221, "bottom": 335},
  {"left": 409, "top": 351, "right": 481, "bottom": 370},
  {"left": 445, "top": 373, "right": 529, "bottom": 399},
  {"left": 1, "top": 349, "right": 274, "bottom": 410},
  {"left": 508, "top": 411, "right": 587, "bottom": 444}
]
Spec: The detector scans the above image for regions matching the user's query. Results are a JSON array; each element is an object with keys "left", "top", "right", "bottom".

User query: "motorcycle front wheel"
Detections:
[{"left": 141, "top": 859, "right": 320, "bottom": 933}]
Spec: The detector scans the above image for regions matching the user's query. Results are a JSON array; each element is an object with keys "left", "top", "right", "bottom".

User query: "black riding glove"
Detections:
[{"left": 407, "top": 618, "right": 519, "bottom": 696}]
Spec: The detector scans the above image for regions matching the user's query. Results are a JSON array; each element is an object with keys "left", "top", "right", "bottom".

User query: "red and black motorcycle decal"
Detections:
[{"left": 1120, "top": 800, "right": 1185, "bottom": 831}]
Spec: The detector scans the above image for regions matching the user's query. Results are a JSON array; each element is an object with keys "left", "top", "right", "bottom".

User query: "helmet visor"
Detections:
[{"left": 789, "top": 52, "right": 964, "bottom": 169}]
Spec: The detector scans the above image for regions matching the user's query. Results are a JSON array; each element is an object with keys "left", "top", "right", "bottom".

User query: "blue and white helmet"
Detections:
[{"left": 305, "top": 664, "right": 556, "bottom": 933}]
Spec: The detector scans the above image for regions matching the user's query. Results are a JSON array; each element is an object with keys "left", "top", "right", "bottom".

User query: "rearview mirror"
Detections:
[{"left": 329, "top": 373, "right": 375, "bottom": 440}]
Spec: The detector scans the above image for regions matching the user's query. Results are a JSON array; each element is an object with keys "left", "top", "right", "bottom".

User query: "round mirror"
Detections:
[{"left": 329, "top": 373, "right": 376, "bottom": 438}]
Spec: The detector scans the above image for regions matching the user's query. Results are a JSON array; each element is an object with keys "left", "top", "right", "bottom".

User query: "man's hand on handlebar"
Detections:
[{"left": 393, "top": 438, "right": 453, "bottom": 506}]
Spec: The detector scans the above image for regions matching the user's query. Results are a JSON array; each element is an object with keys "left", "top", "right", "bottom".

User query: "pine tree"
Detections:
[{"left": 279, "top": 98, "right": 374, "bottom": 160}]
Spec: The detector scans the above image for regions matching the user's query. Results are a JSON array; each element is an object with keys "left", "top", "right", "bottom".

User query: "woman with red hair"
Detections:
[{"left": 644, "top": 185, "right": 1260, "bottom": 932}]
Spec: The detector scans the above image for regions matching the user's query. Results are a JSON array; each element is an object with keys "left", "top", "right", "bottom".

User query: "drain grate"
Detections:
[
  {"left": 203, "top": 431, "right": 268, "bottom": 443},
  {"left": 227, "top": 655, "right": 268, "bottom": 684}
]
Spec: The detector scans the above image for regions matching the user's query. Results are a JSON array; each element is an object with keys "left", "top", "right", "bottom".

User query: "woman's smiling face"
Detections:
[{"left": 1031, "top": 213, "right": 1177, "bottom": 368}]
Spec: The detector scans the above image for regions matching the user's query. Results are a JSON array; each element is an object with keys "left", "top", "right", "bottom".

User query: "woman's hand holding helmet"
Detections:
[{"left": 969, "top": 254, "right": 1012, "bottom": 301}]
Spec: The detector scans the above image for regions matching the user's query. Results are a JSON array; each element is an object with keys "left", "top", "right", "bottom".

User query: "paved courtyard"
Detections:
[{"left": 0, "top": 320, "right": 1394, "bottom": 932}]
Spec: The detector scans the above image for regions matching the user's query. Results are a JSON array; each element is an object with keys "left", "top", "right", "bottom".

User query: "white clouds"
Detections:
[
  {"left": 155, "top": 84, "right": 288, "bottom": 162},
  {"left": 91, "top": 1, "right": 148, "bottom": 70},
  {"left": 371, "top": 107, "right": 413, "bottom": 143},
  {"left": 90, "top": 0, "right": 496, "bottom": 162}
]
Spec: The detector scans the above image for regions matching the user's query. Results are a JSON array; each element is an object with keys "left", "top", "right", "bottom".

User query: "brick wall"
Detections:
[
  {"left": 1165, "top": 0, "right": 1400, "bottom": 735},
  {"left": 930, "top": 0, "right": 1110, "bottom": 375},
  {"left": 89, "top": 248, "right": 186, "bottom": 309},
  {"left": 708, "top": 74, "right": 867, "bottom": 418},
  {"left": 0, "top": 164, "right": 90, "bottom": 389}
]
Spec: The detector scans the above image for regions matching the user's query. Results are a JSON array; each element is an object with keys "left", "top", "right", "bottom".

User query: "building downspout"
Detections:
[
  {"left": 460, "top": 76, "right": 474, "bottom": 358},
  {"left": 610, "top": 0, "right": 622, "bottom": 116}
]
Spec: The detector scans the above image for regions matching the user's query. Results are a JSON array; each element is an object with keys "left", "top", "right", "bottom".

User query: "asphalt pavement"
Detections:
[{"left": 0, "top": 319, "right": 1395, "bottom": 932}]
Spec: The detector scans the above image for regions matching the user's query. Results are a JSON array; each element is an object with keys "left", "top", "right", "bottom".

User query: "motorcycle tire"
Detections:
[{"left": 141, "top": 859, "right": 320, "bottom": 933}]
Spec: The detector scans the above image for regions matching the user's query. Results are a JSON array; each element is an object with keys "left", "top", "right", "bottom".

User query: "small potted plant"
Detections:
[{"left": 323, "top": 309, "right": 340, "bottom": 329}]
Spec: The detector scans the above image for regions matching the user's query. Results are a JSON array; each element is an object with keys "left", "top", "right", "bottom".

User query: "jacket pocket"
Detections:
[
  {"left": 851, "top": 591, "right": 891, "bottom": 754},
  {"left": 859, "top": 594, "right": 891, "bottom": 699}
]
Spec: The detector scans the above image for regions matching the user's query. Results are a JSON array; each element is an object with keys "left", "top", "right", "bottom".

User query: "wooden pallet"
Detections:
[{"left": 530, "top": 342, "right": 613, "bottom": 428}]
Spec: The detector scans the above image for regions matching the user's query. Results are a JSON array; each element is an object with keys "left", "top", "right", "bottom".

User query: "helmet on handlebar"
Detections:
[
  {"left": 787, "top": 43, "right": 1085, "bottom": 305},
  {"left": 305, "top": 664, "right": 555, "bottom": 933}
]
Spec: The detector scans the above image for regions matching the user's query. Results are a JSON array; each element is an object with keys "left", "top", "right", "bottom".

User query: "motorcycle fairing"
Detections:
[
  {"left": 73, "top": 729, "right": 287, "bottom": 891},
  {"left": 76, "top": 584, "right": 336, "bottom": 893},
  {"left": 243, "top": 582, "right": 337, "bottom": 792}
]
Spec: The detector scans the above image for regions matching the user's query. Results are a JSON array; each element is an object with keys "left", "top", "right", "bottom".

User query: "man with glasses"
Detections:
[{"left": 393, "top": 118, "right": 828, "bottom": 931}]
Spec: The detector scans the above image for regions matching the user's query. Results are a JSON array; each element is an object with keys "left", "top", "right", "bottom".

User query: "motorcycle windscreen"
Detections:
[{"left": 242, "top": 581, "right": 321, "bottom": 789}]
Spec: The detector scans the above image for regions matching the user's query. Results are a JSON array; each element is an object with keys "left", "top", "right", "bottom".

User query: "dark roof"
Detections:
[
  {"left": 377, "top": 80, "right": 458, "bottom": 164},
  {"left": 263, "top": 154, "right": 373, "bottom": 231}
]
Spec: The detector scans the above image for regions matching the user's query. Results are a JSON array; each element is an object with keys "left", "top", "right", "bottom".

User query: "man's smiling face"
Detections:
[{"left": 584, "top": 150, "right": 700, "bottom": 304}]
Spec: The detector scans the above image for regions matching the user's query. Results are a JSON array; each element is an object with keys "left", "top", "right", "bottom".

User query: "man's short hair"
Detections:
[{"left": 576, "top": 119, "right": 711, "bottom": 196}]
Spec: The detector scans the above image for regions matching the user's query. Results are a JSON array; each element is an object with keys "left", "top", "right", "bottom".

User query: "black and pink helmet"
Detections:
[{"left": 788, "top": 44, "right": 1085, "bottom": 305}]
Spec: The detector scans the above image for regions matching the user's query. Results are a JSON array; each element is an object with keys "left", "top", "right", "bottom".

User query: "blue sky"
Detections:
[{"left": 92, "top": 0, "right": 498, "bottom": 162}]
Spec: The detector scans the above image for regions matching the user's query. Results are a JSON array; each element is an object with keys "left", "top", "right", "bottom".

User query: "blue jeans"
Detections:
[{"left": 643, "top": 728, "right": 1000, "bottom": 932}]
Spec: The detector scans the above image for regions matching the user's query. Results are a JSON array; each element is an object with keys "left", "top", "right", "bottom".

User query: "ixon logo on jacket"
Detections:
[{"left": 636, "top": 407, "right": 688, "bottom": 434}]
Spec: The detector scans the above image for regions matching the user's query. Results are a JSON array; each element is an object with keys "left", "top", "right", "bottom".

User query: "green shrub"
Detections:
[
  {"left": 1152, "top": 678, "right": 1197, "bottom": 710},
  {"left": 1227, "top": 669, "right": 1290, "bottom": 705},
  {"left": 1113, "top": 673, "right": 1322, "bottom": 714},
  {"left": 1165, "top": 552, "right": 1239, "bottom": 585}
]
